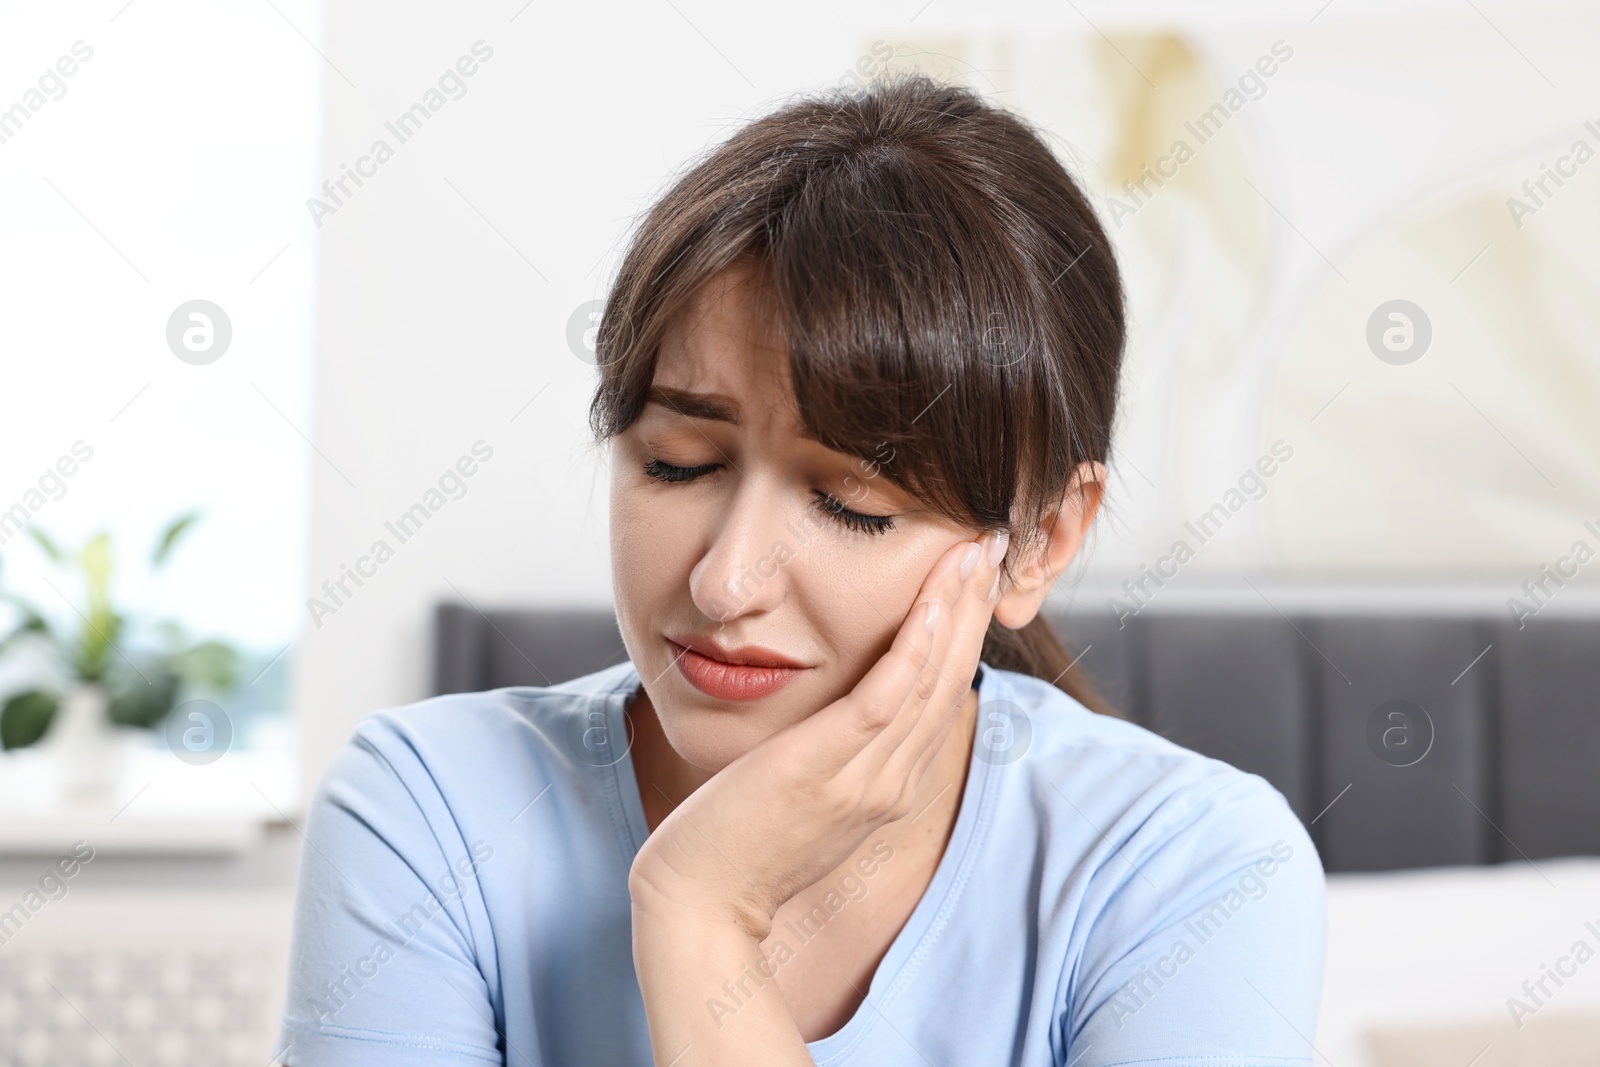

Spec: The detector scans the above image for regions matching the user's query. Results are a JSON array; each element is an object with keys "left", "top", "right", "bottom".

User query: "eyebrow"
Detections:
[
  {"left": 644, "top": 385, "right": 823, "bottom": 444},
  {"left": 645, "top": 386, "right": 741, "bottom": 425}
]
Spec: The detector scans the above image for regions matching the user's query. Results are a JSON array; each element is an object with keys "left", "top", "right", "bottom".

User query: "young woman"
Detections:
[{"left": 276, "top": 73, "right": 1325, "bottom": 1066}]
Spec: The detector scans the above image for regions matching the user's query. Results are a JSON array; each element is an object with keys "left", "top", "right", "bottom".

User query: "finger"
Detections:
[
  {"left": 879, "top": 528, "right": 1008, "bottom": 783},
  {"left": 847, "top": 534, "right": 981, "bottom": 771},
  {"left": 792, "top": 537, "right": 976, "bottom": 774},
  {"left": 849, "top": 527, "right": 1004, "bottom": 789}
]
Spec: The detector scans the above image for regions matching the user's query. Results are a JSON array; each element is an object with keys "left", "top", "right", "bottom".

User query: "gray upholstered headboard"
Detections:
[{"left": 432, "top": 601, "right": 1600, "bottom": 874}]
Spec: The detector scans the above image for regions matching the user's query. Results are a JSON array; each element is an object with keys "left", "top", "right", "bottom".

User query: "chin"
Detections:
[
  {"left": 654, "top": 705, "right": 771, "bottom": 773},
  {"left": 648, "top": 666, "right": 807, "bottom": 769}
]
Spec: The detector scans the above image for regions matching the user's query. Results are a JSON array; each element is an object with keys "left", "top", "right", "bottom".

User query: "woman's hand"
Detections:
[{"left": 628, "top": 530, "right": 1009, "bottom": 1065}]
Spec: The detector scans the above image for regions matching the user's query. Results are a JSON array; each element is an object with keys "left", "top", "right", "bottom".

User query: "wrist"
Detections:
[
  {"left": 628, "top": 885, "right": 812, "bottom": 1066},
  {"left": 628, "top": 862, "right": 776, "bottom": 943}
]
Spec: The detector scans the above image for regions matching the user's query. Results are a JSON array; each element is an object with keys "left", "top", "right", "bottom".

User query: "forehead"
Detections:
[{"left": 648, "top": 262, "right": 809, "bottom": 438}]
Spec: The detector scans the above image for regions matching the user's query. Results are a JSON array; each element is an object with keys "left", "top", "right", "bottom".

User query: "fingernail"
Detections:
[
  {"left": 924, "top": 599, "right": 941, "bottom": 632},
  {"left": 959, "top": 542, "right": 981, "bottom": 580},
  {"left": 987, "top": 529, "right": 1010, "bottom": 567}
]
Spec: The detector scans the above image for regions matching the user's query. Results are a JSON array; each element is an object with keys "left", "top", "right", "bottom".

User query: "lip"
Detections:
[{"left": 665, "top": 636, "right": 808, "bottom": 701}]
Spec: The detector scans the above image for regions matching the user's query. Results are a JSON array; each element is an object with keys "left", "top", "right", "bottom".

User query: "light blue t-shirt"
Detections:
[{"left": 275, "top": 659, "right": 1326, "bottom": 1066}]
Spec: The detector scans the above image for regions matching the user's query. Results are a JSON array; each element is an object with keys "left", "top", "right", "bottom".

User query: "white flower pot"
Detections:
[{"left": 41, "top": 683, "right": 140, "bottom": 803}]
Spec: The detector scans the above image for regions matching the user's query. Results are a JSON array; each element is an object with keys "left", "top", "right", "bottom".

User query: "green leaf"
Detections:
[
  {"left": 80, "top": 531, "right": 114, "bottom": 605},
  {"left": 26, "top": 527, "right": 65, "bottom": 565},
  {"left": 1, "top": 690, "right": 60, "bottom": 749},
  {"left": 168, "top": 639, "right": 241, "bottom": 692},
  {"left": 152, "top": 511, "right": 201, "bottom": 568},
  {"left": 69, "top": 608, "right": 122, "bottom": 683},
  {"left": 107, "top": 668, "right": 181, "bottom": 729}
]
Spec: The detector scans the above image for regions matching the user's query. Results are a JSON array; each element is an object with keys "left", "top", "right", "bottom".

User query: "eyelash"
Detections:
[{"left": 641, "top": 458, "right": 896, "bottom": 537}]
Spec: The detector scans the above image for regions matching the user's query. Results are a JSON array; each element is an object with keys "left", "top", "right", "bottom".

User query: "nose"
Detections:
[{"left": 688, "top": 474, "right": 798, "bottom": 624}]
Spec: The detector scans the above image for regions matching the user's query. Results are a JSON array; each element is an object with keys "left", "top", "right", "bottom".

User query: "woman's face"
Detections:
[{"left": 609, "top": 260, "right": 985, "bottom": 773}]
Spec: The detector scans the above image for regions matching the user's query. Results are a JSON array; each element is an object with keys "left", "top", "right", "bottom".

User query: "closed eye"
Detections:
[
  {"left": 641, "top": 457, "right": 718, "bottom": 484},
  {"left": 810, "top": 487, "right": 895, "bottom": 537},
  {"left": 641, "top": 457, "right": 896, "bottom": 536}
]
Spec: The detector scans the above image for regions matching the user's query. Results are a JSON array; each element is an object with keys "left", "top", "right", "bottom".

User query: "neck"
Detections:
[{"left": 623, "top": 686, "right": 712, "bottom": 819}]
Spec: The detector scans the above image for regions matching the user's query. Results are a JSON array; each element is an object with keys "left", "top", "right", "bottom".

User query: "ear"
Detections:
[{"left": 993, "top": 460, "right": 1106, "bottom": 630}]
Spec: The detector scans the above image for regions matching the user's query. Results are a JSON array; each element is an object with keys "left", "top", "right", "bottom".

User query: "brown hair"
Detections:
[{"left": 589, "top": 72, "right": 1126, "bottom": 718}]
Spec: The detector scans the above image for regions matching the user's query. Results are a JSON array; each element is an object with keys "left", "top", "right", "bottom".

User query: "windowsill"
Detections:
[{"left": 0, "top": 723, "right": 298, "bottom": 856}]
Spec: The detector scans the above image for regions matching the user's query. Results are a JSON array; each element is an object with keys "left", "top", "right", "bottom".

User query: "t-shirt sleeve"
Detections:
[
  {"left": 275, "top": 714, "right": 505, "bottom": 1066},
  {"left": 1062, "top": 769, "right": 1328, "bottom": 1065}
]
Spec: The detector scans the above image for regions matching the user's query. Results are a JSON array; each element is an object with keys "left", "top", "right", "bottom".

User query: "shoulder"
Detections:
[
  {"left": 987, "top": 665, "right": 1304, "bottom": 829},
  {"left": 312, "top": 660, "right": 642, "bottom": 821},
  {"left": 345, "top": 659, "right": 638, "bottom": 764},
  {"left": 276, "top": 669, "right": 654, "bottom": 1061},
  {"left": 980, "top": 664, "right": 1323, "bottom": 910},
  {"left": 977, "top": 670, "right": 1326, "bottom": 1057}
]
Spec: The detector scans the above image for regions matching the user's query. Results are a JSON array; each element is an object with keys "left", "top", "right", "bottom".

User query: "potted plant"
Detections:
[{"left": 0, "top": 512, "right": 241, "bottom": 799}]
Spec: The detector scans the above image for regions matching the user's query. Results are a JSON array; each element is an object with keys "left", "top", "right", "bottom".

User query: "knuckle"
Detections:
[
  {"left": 832, "top": 769, "right": 875, "bottom": 818},
  {"left": 898, "top": 639, "right": 932, "bottom": 671},
  {"left": 855, "top": 697, "right": 897, "bottom": 733},
  {"left": 885, "top": 784, "right": 915, "bottom": 822},
  {"left": 865, "top": 791, "right": 895, "bottom": 822},
  {"left": 865, "top": 780, "right": 913, "bottom": 823}
]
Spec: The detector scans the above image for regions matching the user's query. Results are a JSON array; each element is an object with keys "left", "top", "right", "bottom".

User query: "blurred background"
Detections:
[{"left": 1, "top": 0, "right": 1597, "bottom": 1064}]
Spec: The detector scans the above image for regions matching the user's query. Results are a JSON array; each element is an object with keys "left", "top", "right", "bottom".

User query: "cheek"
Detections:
[
  {"left": 609, "top": 477, "right": 695, "bottom": 649},
  {"left": 806, "top": 533, "right": 950, "bottom": 691}
]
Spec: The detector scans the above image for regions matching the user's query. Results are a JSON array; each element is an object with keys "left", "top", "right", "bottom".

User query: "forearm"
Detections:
[{"left": 631, "top": 900, "right": 813, "bottom": 1067}]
